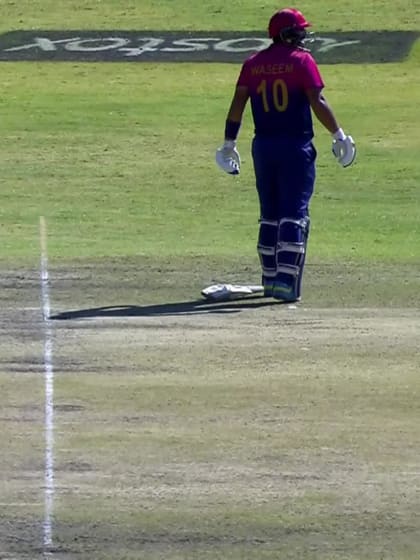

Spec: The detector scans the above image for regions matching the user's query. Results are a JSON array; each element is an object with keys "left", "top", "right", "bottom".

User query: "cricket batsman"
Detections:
[{"left": 216, "top": 7, "right": 356, "bottom": 302}]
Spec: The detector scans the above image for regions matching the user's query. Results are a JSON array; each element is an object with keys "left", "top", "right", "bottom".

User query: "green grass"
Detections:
[
  {"left": 0, "top": 1, "right": 419, "bottom": 264},
  {"left": 1, "top": 58, "right": 419, "bottom": 262},
  {"left": 2, "top": 0, "right": 420, "bottom": 32},
  {"left": 1, "top": 2, "right": 419, "bottom": 264}
]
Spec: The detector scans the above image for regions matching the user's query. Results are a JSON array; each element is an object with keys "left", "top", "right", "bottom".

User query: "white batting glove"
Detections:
[
  {"left": 332, "top": 129, "right": 356, "bottom": 167},
  {"left": 215, "top": 140, "right": 241, "bottom": 175}
]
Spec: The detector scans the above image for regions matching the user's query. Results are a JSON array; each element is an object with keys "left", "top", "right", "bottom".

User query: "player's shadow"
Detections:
[{"left": 50, "top": 296, "right": 291, "bottom": 320}]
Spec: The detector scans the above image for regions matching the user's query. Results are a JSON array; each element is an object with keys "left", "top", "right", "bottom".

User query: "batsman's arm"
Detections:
[
  {"left": 224, "top": 85, "right": 249, "bottom": 140},
  {"left": 306, "top": 87, "right": 356, "bottom": 167},
  {"left": 215, "top": 85, "right": 249, "bottom": 175},
  {"left": 305, "top": 87, "right": 341, "bottom": 135}
]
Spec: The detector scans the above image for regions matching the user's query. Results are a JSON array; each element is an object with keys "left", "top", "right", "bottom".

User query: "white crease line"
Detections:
[{"left": 39, "top": 216, "right": 54, "bottom": 551}]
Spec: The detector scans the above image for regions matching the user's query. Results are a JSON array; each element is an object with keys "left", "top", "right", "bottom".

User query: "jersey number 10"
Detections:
[{"left": 256, "top": 79, "right": 289, "bottom": 112}]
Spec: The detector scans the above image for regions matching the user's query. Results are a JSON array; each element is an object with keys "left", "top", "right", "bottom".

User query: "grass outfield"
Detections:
[
  {"left": 2, "top": 0, "right": 420, "bottom": 32},
  {"left": 1, "top": 2, "right": 420, "bottom": 560},
  {"left": 0, "top": 1, "right": 419, "bottom": 265},
  {"left": 1, "top": 61, "right": 419, "bottom": 266}
]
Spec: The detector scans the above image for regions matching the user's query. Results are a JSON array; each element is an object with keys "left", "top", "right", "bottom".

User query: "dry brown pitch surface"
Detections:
[{"left": 1, "top": 260, "right": 419, "bottom": 560}]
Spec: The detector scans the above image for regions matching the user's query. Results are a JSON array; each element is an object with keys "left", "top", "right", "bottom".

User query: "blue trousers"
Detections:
[
  {"left": 252, "top": 136, "right": 316, "bottom": 220},
  {"left": 252, "top": 136, "right": 316, "bottom": 298}
]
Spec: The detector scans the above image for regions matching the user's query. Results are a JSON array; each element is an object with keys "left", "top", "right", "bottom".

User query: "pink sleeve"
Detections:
[
  {"left": 300, "top": 53, "right": 324, "bottom": 90},
  {"left": 236, "top": 63, "right": 248, "bottom": 87}
]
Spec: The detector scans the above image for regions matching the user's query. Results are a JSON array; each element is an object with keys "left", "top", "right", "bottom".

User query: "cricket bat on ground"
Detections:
[{"left": 201, "top": 283, "right": 264, "bottom": 302}]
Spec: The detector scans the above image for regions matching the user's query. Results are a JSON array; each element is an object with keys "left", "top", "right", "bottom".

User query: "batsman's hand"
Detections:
[
  {"left": 332, "top": 130, "right": 356, "bottom": 168},
  {"left": 216, "top": 140, "right": 241, "bottom": 175}
]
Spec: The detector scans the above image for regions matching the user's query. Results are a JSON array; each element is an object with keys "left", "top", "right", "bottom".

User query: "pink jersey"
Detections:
[{"left": 237, "top": 43, "right": 324, "bottom": 140}]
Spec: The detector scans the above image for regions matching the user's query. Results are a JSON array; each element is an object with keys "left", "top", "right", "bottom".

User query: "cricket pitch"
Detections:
[{"left": 1, "top": 259, "right": 419, "bottom": 560}]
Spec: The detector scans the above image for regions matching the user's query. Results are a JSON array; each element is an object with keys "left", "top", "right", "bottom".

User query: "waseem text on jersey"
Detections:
[{"left": 251, "top": 63, "right": 294, "bottom": 76}]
